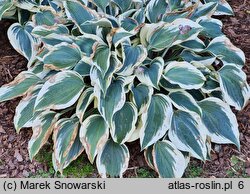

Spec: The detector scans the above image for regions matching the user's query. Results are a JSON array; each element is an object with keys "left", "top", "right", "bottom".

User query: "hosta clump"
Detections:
[{"left": 0, "top": 0, "right": 249, "bottom": 177}]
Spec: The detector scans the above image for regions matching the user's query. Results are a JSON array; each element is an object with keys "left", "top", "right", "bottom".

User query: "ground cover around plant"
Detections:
[{"left": 0, "top": 0, "right": 249, "bottom": 178}]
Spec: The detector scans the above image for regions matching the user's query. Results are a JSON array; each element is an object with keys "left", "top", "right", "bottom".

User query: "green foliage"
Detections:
[
  {"left": 62, "top": 156, "right": 95, "bottom": 178},
  {"left": 185, "top": 165, "right": 203, "bottom": 178},
  {"left": 136, "top": 168, "right": 156, "bottom": 178},
  {"left": 226, "top": 155, "right": 250, "bottom": 178},
  {"left": 32, "top": 147, "right": 95, "bottom": 178},
  {"left": 0, "top": 0, "right": 249, "bottom": 178}
]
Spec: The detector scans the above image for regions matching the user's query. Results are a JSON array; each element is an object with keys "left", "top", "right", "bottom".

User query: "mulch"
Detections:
[
  {"left": 185, "top": 0, "right": 250, "bottom": 178},
  {"left": 194, "top": 0, "right": 250, "bottom": 178},
  {"left": 0, "top": 21, "right": 45, "bottom": 178},
  {"left": 0, "top": 0, "right": 250, "bottom": 178}
]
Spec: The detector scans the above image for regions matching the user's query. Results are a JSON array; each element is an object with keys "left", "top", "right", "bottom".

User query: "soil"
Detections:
[{"left": 0, "top": 0, "right": 250, "bottom": 178}]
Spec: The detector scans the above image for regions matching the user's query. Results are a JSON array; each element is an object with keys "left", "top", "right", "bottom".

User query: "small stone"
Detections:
[
  {"left": 246, "top": 168, "right": 250, "bottom": 176},
  {"left": 19, "top": 165, "right": 24, "bottom": 171},
  {"left": 8, "top": 160, "right": 15, "bottom": 170},
  {"left": 14, "top": 149, "right": 23, "bottom": 162},
  {"left": 214, "top": 145, "right": 222, "bottom": 153},
  {"left": 0, "top": 125, "right": 5, "bottom": 134},
  {"left": 22, "top": 170, "right": 29, "bottom": 178},
  {"left": 8, "top": 135, "right": 15, "bottom": 143},
  {"left": 11, "top": 170, "right": 18, "bottom": 177},
  {"left": 0, "top": 174, "right": 7, "bottom": 178}
]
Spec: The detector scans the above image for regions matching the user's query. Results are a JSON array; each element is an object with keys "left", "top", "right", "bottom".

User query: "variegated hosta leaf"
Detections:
[
  {"left": 140, "top": 94, "right": 173, "bottom": 149},
  {"left": 32, "top": 25, "right": 69, "bottom": 37},
  {"left": 29, "top": 61, "right": 49, "bottom": 79},
  {"left": 80, "top": 114, "right": 109, "bottom": 163},
  {"left": 110, "top": 28, "right": 134, "bottom": 47},
  {"left": 76, "top": 88, "right": 95, "bottom": 123},
  {"left": 169, "top": 90, "right": 201, "bottom": 115},
  {"left": 180, "top": 50, "right": 216, "bottom": 66},
  {"left": 0, "top": 0, "right": 246, "bottom": 179},
  {"left": 163, "top": 11, "right": 189, "bottom": 23},
  {"left": 91, "top": 43, "right": 111, "bottom": 76},
  {"left": 18, "top": 6, "right": 30, "bottom": 25},
  {"left": 206, "top": 36, "right": 245, "bottom": 67},
  {"left": 144, "top": 146, "right": 155, "bottom": 170},
  {"left": 13, "top": 0, "right": 39, "bottom": 12},
  {"left": 96, "top": 139, "right": 129, "bottom": 178},
  {"left": 43, "top": 43, "right": 82, "bottom": 70},
  {"left": 135, "top": 57, "right": 164, "bottom": 89},
  {"left": 97, "top": 78, "right": 126, "bottom": 126},
  {"left": 187, "top": 89, "right": 206, "bottom": 101},
  {"left": 140, "top": 19, "right": 203, "bottom": 51},
  {"left": 75, "top": 35, "right": 100, "bottom": 57},
  {"left": 64, "top": 0, "right": 98, "bottom": 34},
  {"left": 179, "top": 38, "right": 205, "bottom": 52},
  {"left": 218, "top": 65, "right": 250, "bottom": 110},
  {"left": 111, "top": 102, "right": 138, "bottom": 144},
  {"left": 90, "top": 66, "right": 110, "bottom": 93},
  {"left": 82, "top": 17, "right": 113, "bottom": 29},
  {"left": 117, "top": 41, "right": 147, "bottom": 76},
  {"left": 204, "top": 0, "right": 234, "bottom": 16},
  {"left": 14, "top": 85, "right": 42, "bottom": 132},
  {"left": 0, "top": 0, "right": 13, "bottom": 20},
  {"left": 53, "top": 117, "right": 83, "bottom": 172},
  {"left": 167, "top": 0, "right": 183, "bottom": 11},
  {"left": 90, "top": 52, "right": 120, "bottom": 94},
  {"left": 130, "top": 84, "right": 153, "bottom": 115},
  {"left": 7, "top": 22, "right": 37, "bottom": 61},
  {"left": 163, "top": 61, "right": 206, "bottom": 89},
  {"left": 160, "top": 77, "right": 181, "bottom": 91},
  {"left": 202, "top": 75, "right": 220, "bottom": 93},
  {"left": 153, "top": 140, "right": 186, "bottom": 178},
  {"left": 28, "top": 111, "right": 59, "bottom": 160},
  {"left": 132, "top": 8, "right": 145, "bottom": 24},
  {"left": 127, "top": 124, "right": 140, "bottom": 142},
  {"left": 74, "top": 60, "right": 91, "bottom": 76},
  {"left": 169, "top": 110, "right": 207, "bottom": 160},
  {"left": 122, "top": 75, "right": 136, "bottom": 93},
  {"left": 199, "top": 18, "right": 223, "bottom": 39},
  {"left": 0, "top": 71, "right": 41, "bottom": 103},
  {"left": 36, "top": 47, "right": 49, "bottom": 60},
  {"left": 91, "top": 0, "right": 109, "bottom": 11},
  {"left": 1, "top": 4, "right": 15, "bottom": 19},
  {"left": 121, "top": 17, "right": 138, "bottom": 31},
  {"left": 35, "top": 71, "right": 85, "bottom": 111},
  {"left": 47, "top": 0, "right": 63, "bottom": 12},
  {"left": 112, "top": 0, "right": 132, "bottom": 13},
  {"left": 63, "top": 134, "right": 84, "bottom": 170},
  {"left": 145, "top": 0, "right": 168, "bottom": 23},
  {"left": 190, "top": 2, "right": 217, "bottom": 21},
  {"left": 33, "top": 10, "right": 56, "bottom": 26},
  {"left": 198, "top": 97, "right": 240, "bottom": 148},
  {"left": 62, "top": 134, "right": 84, "bottom": 170},
  {"left": 41, "top": 33, "right": 74, "bottom": 47},
  {"left": 54, "top": 118, "right": 82, "bottom": 170}
]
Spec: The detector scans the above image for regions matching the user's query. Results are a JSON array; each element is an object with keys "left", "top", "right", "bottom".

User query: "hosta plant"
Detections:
[{"left": 0, "top": 0, "right": 249, "bottom": 178}]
